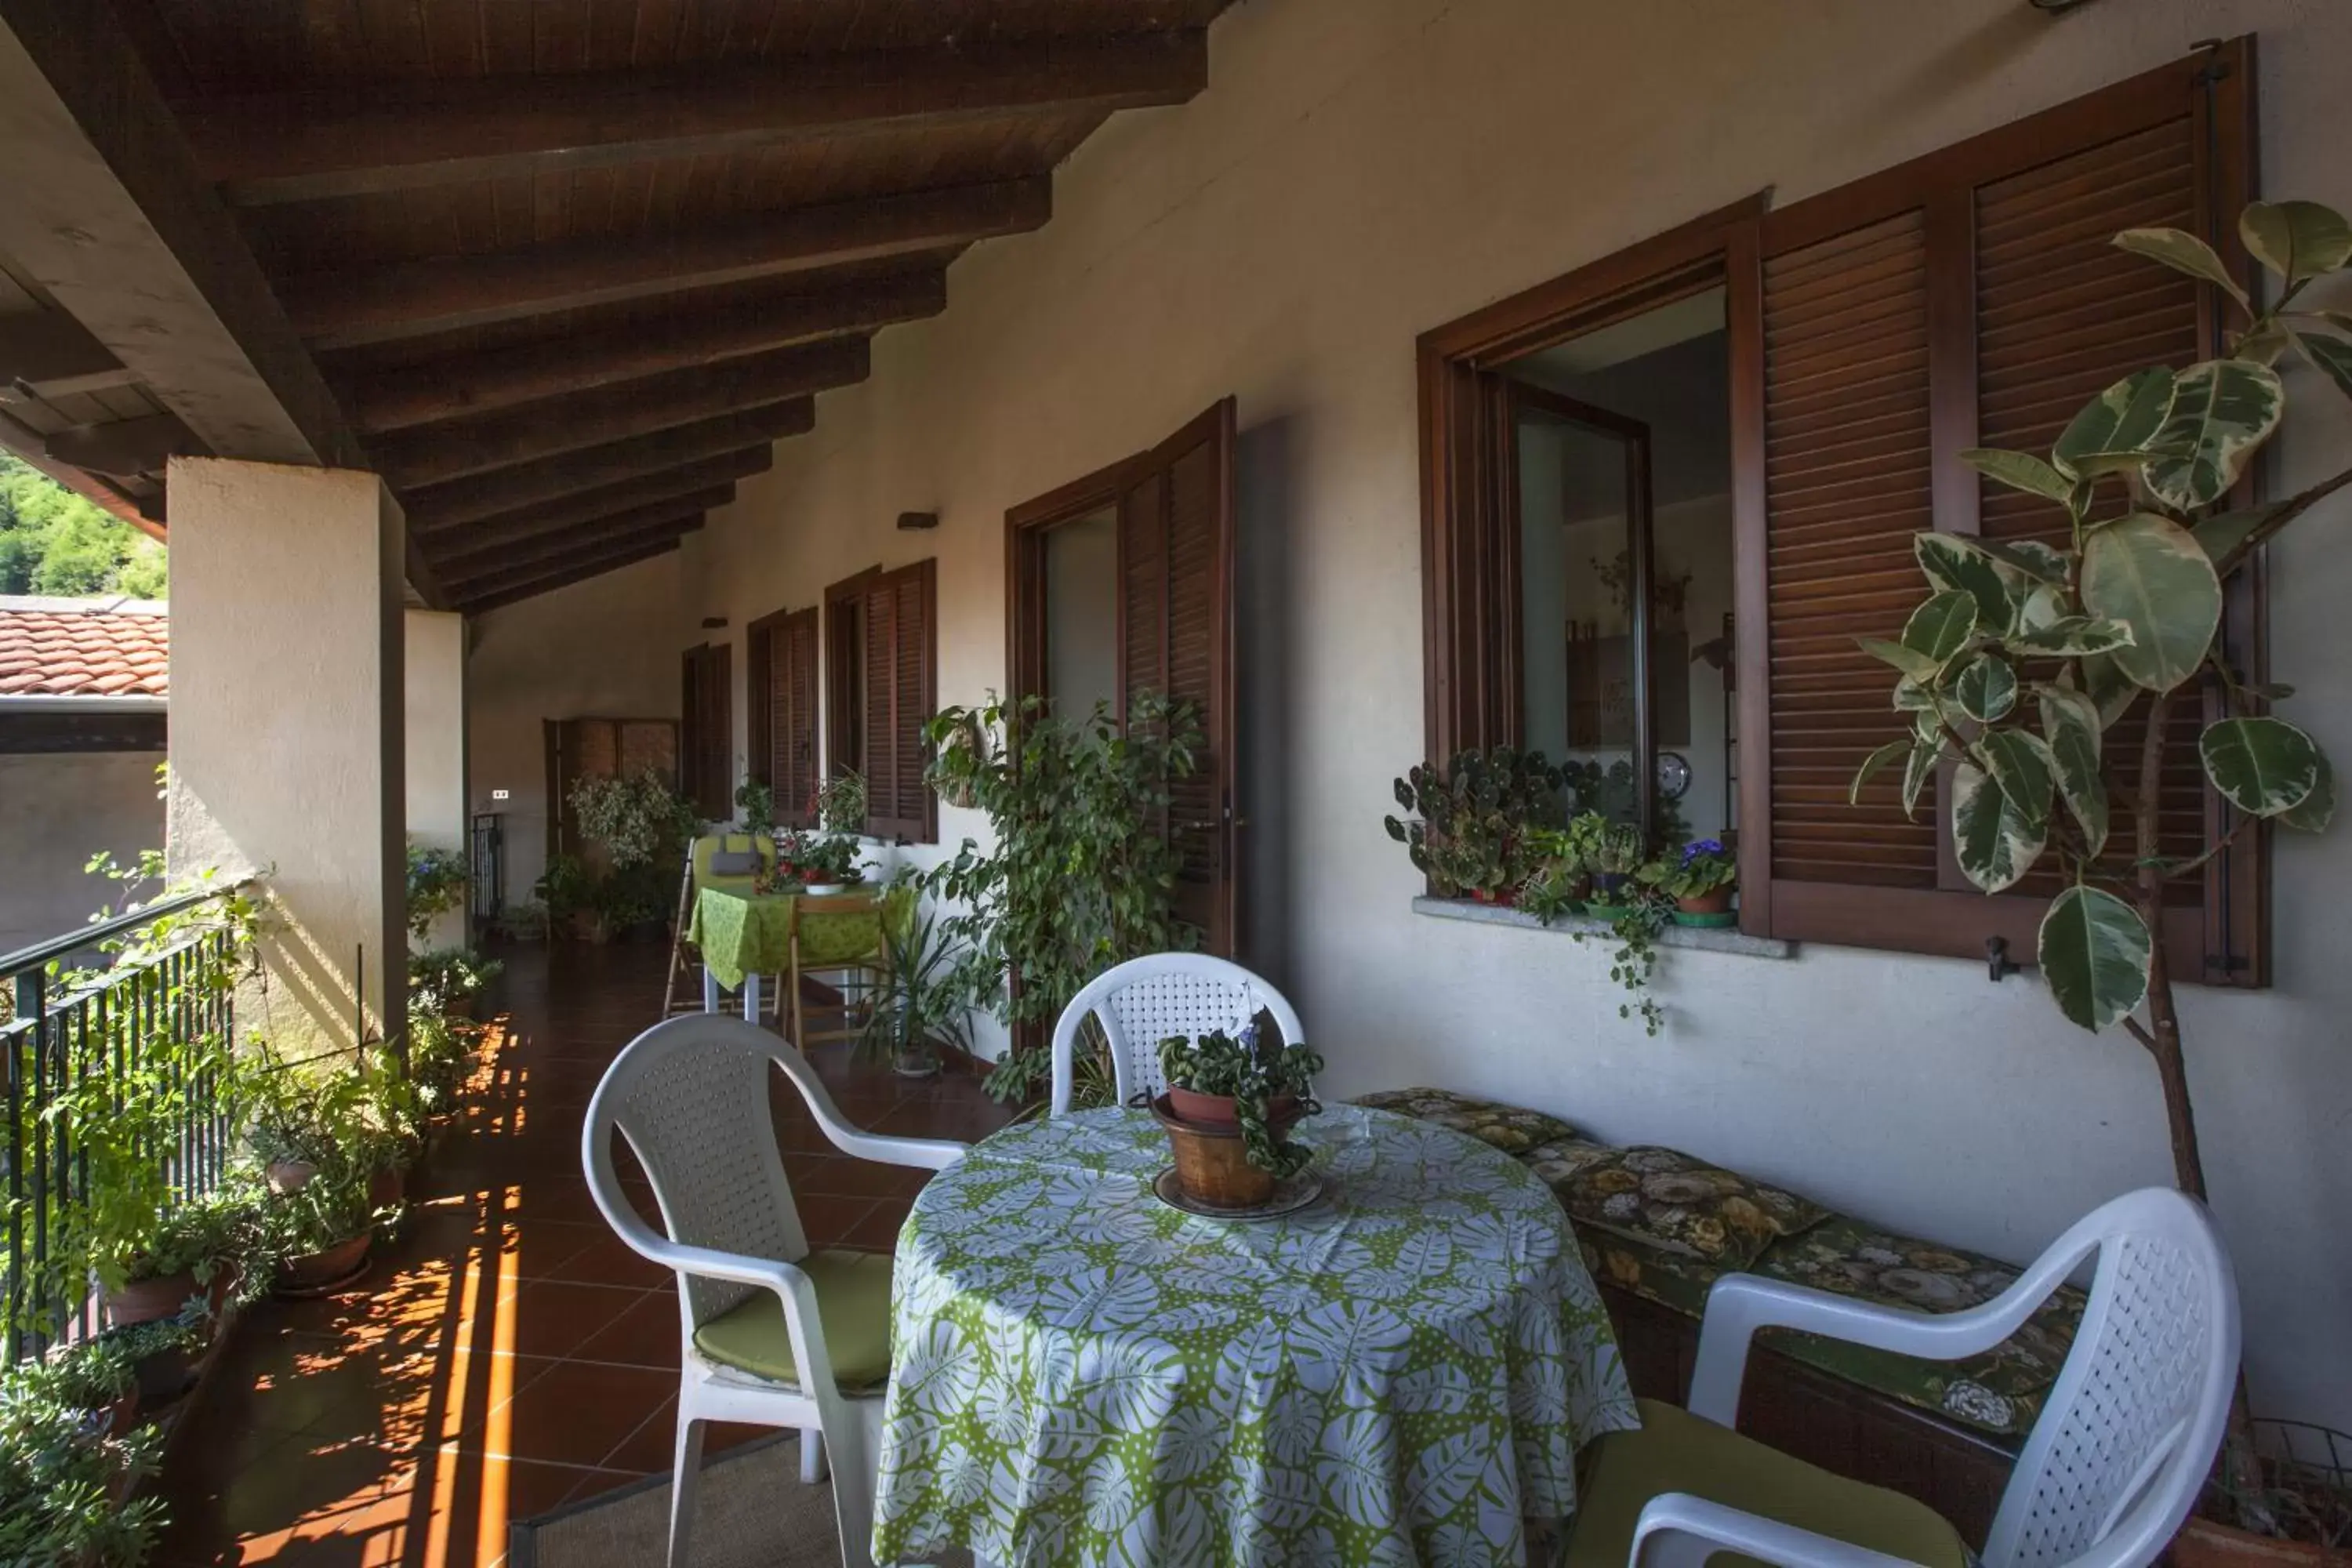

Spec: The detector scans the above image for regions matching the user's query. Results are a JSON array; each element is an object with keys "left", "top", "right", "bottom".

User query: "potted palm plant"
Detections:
[
  {"left": 1150, "top": 1026, "right": 1323, "bottom": 1209},
  {"left": 1846, "top": 198, "right": 2352, "bottom": 1562},
  {"left": 855, "top": 907, "right": 971, "bottom": 1079}
]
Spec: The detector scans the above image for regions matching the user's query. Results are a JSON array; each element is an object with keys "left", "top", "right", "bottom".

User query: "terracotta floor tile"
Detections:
[
  {"left": 564, "top": 1287, "right": 684, "bottom": 1370},
  {"left": 790, "top": 1191, "right": 880, "bottom": 1248},
  {"left": 529, "top": 1229, "right": 670, "bottom": 1288},
  {"left": 491, "top": 1279, "right": 648, "bottom": 1360},
  {"left": 590, "top": 1392, "right": 680, "bottom": 1476},
  {"left": 472, "top": 1359, "right": 681, "bottom": 1468},
  {"left": 841, "top": 1199, "right": 915, "bottom": 1254}
]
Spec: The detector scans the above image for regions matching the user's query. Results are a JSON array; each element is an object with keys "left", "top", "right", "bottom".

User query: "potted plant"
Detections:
[
  {"left": 258, "top": 1160, "right": 383, "bottom": 1298},
  {"left": 535, "top": 851, "right": 604, "bottom": 942},
  {"left": 404, "top": 840, "right": 470, "bottom": 946},
  {"left": 1580, "top": 819, "right": 1648, "bottom": 918},
  {"left": 813, "top": 770, "right": 866, "bottom": 839},
  {"left": 408, "top": 945, "right": 502, "bottom": 1019},
  {"left": 0, "top": 1345, "right": 166, "bottom": 1564},
  {"left": 1642, "top": 837, "right": 1737, "bottom": 927},
  {"left": 570, "top": 768, "right": 701, "bottom": 939},
  {"left": 855, "top": 907, "right": 970, "bottom": 1079},
  {"left": 104, "top": 1182, "right": 261, "bottom": 1330},
  {"left": 90, "top": 1314, "right": 205, "bottom": 1419},
  {"left": 1150, "top": 1027, "right": 1323, "bottom": 1209},
  {"left": 734, "top": 778, "right": 777, "bottom": 837},
  {"left": 1384, "top": 746, "right": 1565, "bottom": 902},
  {"left": 1845, "top": 198, "right": 2352, "bottom": 1559}
]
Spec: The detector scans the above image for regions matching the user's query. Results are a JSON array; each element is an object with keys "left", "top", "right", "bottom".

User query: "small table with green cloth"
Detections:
[
  {"left": 873, "top": 1104, "right": 1641, "bottom": 1567},
  {"left": 685, "top": 884, "right": 912, "bottom": 1020}
]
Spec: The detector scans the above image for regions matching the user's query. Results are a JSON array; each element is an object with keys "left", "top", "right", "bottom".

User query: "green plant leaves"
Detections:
[
  {"left": 1901, "top": 732, "right": 1940, "bottom": 819},
  {"left": 2008, "top": 616, "right": 2136, "bottom": 658},
  {"left": 2078, "top": 514, "right": 2223, "bottom": 693},
  {"left": 1915, "top": 534, "right": 2017, "bottom": 629},
  {"left": 2077, "top": 652, "right": 2142, "bottom": 728},
  {"left": 2140, "top": 359, "right": 2285, "bottom": 510},
  {"left": 2296, "top": 331, "right": 2352, "bottom": 401},
  {"left": 1952, "top": 758, "right": 2047, "bottom": 894},
  {"left": 2240, "top": 200, "right": 2352, "bottom": 286},
  {"left": 2053, "top": 368, "right": 2176, "bottom": 480},
  {"left": 1850, "top": 739, "right": 1912, "bottom": 806},
  {"left": 1962, "top": 448, "right": 2072, "bottom": 502},
  {"left": 2038, "top": 884, "right": 2152, "bottom": 1033},
  {"left": 1978, "top": 537, "right": 2070, "bottom": 585},
  {"left": 1902, "top": 590, "right": 1979, "bottom": 666},
  {"left": 1860, "top": 639, "right": 1943, "bottom": 681},
  {"left": 2114, "top": 229, "right": 2248, "bottom": 309},
  {"left": 1953, "top": 653, "right": 2017, "bottom": 724},
  {"left": 2038, "top": 685, "right": 2109, "bottom": 858},
  {"left": 1976, "top": 729, "right": 2055, "bottom": 833},
  {"left": 2198, "top": 716, "right": 2324, "bottom": 817},
  {"left": 2191, "top": 503, "right": 2279, "bottom": 566},
  {"left": 2281, "top": 751, "right": 2337, "bottom": 833}
]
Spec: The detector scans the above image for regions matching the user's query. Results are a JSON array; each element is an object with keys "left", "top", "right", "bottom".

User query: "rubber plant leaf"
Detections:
[
  {"left": 1976, "top": 728, "right": 2056, "bottom": 836},
  {"left": 2077, "top": 652, "right": 2142, "bottom": 728},
  {"left": 1900, "top": 734, "right": 1940, "bottom": 821},
  {"left": 1850, "top": 739, "right": 1913, "bottom": 807},
  {"left": 2192, "top": 504, "right": 2281, "bottom": 566},
  {"left": 1914, "top": 534, "right": 2017, "bottom": 630},
  {"left": 2112, "top": 230, "right": 2248, "bottom": 310},
  {"left": 2139, "top": 359, "right": 2285, "bottom": 511},
  {"left": 2239, "top": 200, "right": 2352, "bottom": 286},
  {"left": 1951, "top": 760, "right": 2048, "bottom": 895},
  {"left": 2198, "top": 716, "right": 2323, "bottom": 817},
  {"left": 2079, "top": 514, "right": 2223, "bottom": 693},
  {"left": 2038, "top": 684, "right": 2109, "bottom": 860},
  {"left": 1900, "top": 590, "right": 1978, "bottom": 667},
  {"left": 2296, "top": 331, "right": 2352, "bottom": 403},
  {"left": 2279, "top": 750, "right": 2337, "bottom": 833},
  {"left": 1859, "top": 639, "right": 1943, "bottom": 682},
  {"left": 2053, "top": 368, "right": 2177, "bottom": 479},
  {"left": 1960, "top": 448, "right": 2072, "bottom": 503},
  {"left": 2038, "top": 884, "right": 2152, "bottom": 1033},
  {"left": 1976, "top": 537, "right": 2070, "bottom": 586},
  {"left": 2007, "top": 617, "right": 2137, "bottom": 658},
  {"left": 1953, "top": 653, "right": 2018, "bottom": 724}
]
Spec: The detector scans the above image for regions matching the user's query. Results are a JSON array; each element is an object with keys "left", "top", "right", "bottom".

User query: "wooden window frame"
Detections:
[
  {"left": 1007, "top": 452, "right": 1134, "bottom": 719},
  {"left": 1416, "top": 40, "right": 2264, "bottom": 984},
  {"left": 823, "top": 560, "right": 938, "bottom": 843}
]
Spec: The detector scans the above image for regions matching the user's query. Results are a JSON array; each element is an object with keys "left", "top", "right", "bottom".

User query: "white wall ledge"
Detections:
[{"left": 1411, "top": 895, "right": 1797, "bottom": 960}]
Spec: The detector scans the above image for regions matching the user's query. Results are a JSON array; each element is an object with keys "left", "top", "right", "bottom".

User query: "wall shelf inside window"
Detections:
[{"left": 1411, "top": 895, "right": 1795, "bottom": 960}]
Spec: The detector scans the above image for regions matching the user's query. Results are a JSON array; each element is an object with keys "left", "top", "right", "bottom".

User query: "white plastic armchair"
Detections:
[
  {"left": 1634, "top": 1186, "right": 2239, "bottom": 1568},
  {"left": 1047, "top": 953, "right": 1308, "bottom": 1115},
  {"left": 581, "top": 1014, "right": 967, "bottom": 1568}
]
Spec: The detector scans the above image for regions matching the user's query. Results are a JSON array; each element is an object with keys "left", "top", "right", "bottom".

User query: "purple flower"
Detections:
[{"left": 1682, "top": 838, "right": 1726, "bottom": 863}]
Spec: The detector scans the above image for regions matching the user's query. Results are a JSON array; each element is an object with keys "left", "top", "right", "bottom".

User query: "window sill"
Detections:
[{"left": 1410, "top": 896, "right": 1797, "bottom": 960}]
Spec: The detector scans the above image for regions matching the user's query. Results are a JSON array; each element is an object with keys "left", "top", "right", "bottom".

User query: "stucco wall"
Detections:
[
  {"left": 405, "top": 609, "right": 468, "bottom": 949},
  {"left": 670, "top": 0, "right": 2352, "bottom": 1424},
  {"left": 466, "top": 552, "right": 684, "bottom": 907},
  {"left": 0, "top": 750, "right": 164, "bottom": 954}
]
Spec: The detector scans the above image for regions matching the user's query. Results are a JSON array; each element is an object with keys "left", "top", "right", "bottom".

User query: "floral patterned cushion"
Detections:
[
  {"left": 1538, "top": 1142, "right": 1829, "bottom": 1268},
  {"left": 1352, "top": 1087, "right": 1581, "bottom": 1155}
]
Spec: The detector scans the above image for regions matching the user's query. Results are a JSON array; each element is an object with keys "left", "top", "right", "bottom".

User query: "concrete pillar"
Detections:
[
  {"left": 404, "top": 609, "right": 468, "bottom": 951},
  {"left": 164, "top": 457, "right": 406, "bottom": 1052}
]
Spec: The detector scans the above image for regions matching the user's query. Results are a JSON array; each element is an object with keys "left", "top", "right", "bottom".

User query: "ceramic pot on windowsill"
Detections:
[{"left": 1672, "top": 886, "right": 1737, "bottom": 928}]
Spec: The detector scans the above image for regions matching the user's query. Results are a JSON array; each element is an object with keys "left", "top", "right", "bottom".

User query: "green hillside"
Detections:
[{"left": 0, "top": 451, "right": 167, "bottom": 598}]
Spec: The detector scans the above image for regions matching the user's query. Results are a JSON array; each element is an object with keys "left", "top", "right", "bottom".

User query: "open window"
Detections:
[{"left": 1418, "top": 42, "right": 2263, "bottom": 982}]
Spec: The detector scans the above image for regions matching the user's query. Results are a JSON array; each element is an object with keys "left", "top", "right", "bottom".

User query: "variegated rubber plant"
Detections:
[{"left": 1849, "top": 199, "right": 2352, "bottom": 1207}]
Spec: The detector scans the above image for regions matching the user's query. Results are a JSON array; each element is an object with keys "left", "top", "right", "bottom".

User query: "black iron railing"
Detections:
[{"left": 0, "top": 887, "right": 243, "bottom": 1363}]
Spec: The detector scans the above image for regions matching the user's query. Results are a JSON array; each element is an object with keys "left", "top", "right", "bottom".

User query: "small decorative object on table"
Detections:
[
  {"left": 1642, "top": 836, "right": 1737, "bottom": 927},
  {"left": 1147, "top": 1025, "right": 1323, "bottom": 1210}
]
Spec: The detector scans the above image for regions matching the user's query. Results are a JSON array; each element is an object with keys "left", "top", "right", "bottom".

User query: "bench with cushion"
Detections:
[{"left": 1354, "top": 1087, "right": 2083, "bottom": 1544}]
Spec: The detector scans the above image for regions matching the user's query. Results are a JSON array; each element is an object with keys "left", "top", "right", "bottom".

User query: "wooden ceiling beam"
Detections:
[
  {"left": 432, "top": 489, "right": 731, "bottom": 578},
  {"left": 438, "top": 504, "right": 707, "bottom": 590},
  {"left": 0, "top": 307, "right": 140, "bottom": 400},
  {"left": 285, "top": 178, "right": 1049, "bottom": 350},
  {"left": 457, "top": 535, "right": 687, "bottom": 616},
  {"left": 337, "top": 270, "right": 943, "bottom": 434},
  {"left": 419, "top": 453, "right": 765, "bottom": 548},
  {"left": 371, "top": 337, "right": 864, "bottom": 489},
  {"left": 43, "top": 409, "right": 204, "bottom": 477},
  {"left": 403, "top": 407, "right": 804, "bottom": 533},
  {"left": 184, "top": 33, "right": 1207, "bottom": 207}
]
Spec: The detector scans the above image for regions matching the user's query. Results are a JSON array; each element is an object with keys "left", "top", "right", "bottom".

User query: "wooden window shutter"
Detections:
[
  {"left": 858, "top": 560, "right": 936, "bottom": 842},
  {"left": 1742, "top": 41, "right": 2258, "bottom": 978},
  {"left": 746, "top": 607, "right": 820, "bottom": 827}
]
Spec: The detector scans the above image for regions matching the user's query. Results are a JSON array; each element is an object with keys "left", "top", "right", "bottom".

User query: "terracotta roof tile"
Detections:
[{"left": 0, "top": 597, "right": 168, "bottom": 699}]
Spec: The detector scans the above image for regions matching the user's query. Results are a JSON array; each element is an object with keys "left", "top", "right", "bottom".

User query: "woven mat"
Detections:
[{"left": 509, "top": 1435, "right": 972, "bottom": 1568}]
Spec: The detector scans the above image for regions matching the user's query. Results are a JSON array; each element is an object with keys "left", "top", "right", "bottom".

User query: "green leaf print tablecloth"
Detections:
[
  {"left": 686, "top": 886, "right": 909, "bottom": 990},
  {"left": 873, "top": 1105, "right": 1640, "bottom": 1568}
]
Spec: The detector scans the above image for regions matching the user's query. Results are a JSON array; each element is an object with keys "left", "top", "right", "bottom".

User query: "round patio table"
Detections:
[{"left": 873, "top": 1103, "right": 1640, "bottom": 1568}]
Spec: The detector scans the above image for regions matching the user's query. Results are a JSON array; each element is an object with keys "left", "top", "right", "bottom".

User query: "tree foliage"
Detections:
[{"left": 0, "top": 453, "right": 166, "bottom": 597}]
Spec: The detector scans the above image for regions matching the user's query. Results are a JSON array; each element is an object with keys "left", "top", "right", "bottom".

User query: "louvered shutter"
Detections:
[
  {"left": 1746, "top": 42, "right": 2256, "bottom": 977},
  {"left": 1117, "top": 400, "right": 1238, "bottom": 954},
  {"left": 859, "top": 560, "right": 936, "bottom": 843},
  {"left": 779, "top": 608, "right": 819, "bottom": 829}
]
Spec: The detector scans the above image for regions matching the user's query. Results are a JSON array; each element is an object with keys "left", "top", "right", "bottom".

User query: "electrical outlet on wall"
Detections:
[{"left": 492, "top": 789, "right": 510, "bottom": 801}]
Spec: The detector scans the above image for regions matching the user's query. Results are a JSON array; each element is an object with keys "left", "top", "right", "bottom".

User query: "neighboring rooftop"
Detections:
[{"left": 0, "top": 595, "right": 169, "bottom": 699}]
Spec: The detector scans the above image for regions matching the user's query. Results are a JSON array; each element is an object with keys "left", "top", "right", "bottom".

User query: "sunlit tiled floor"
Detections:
[{"left": 155, "top": 941, "right": 1014, "bottom": 1566}]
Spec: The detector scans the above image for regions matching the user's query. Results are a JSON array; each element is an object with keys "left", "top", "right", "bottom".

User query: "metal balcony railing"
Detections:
[{"left": 0, "top": 887, "right": 243, "bottom": 1363}]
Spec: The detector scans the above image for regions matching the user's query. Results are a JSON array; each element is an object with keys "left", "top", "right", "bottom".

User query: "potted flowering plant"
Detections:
[
  {"left": 1383, "top": 746, "right": 1564, "bottom": 902},
  {"left": 1150, "top": 1026, "right": 1323, "bottom": 1209},
  {"left": 1641, "top": 837, "right": 1737, "bottom": 927}
]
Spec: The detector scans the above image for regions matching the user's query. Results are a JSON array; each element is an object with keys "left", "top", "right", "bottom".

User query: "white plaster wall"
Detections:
[
  {"left": 466, "top": 553, "right": 684, "bottom": 906},
  {"left": 165, "top": 457, "right": 405, "bottom": 1049},
  {"left": 0, "top": 750, "right": 164, "bottom": 953},
  {"left": 673, "top": 0, "right": 2352, "bottom": 1424},
  {"left": 405, "top": 609, "right": 468, "bottom": 950}
]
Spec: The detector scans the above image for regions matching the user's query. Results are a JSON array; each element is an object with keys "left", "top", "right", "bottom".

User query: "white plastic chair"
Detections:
[
  {"left": 1047, "top": 953, "right": 1308, "bottom": 1115},
  {"left": 581, "top": 1013, "right": 967, "bottom": 1568},
  {"left": 1590, "top": 1186, "right": 2239, "bottom": 1568}
]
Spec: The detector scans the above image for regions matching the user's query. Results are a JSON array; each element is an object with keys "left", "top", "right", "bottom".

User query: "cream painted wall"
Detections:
[
  {"left": 466, "top": 553, "right": 684, "bottom": 907},
  {"left": 405, "top": 609, "right": 468, "bottom": 949},
  {"left": 165, "top": 457, "right": 405, "bottom": 1049},
  {"left": 0, "top": 750, "right": 164, "bottom": 954},
  {"left": 671, "top": 0, "right": 2352, "bottom": 1423}
]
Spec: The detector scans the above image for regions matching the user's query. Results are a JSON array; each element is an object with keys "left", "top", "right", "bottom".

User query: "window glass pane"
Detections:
[{"left": 1044, "top": 508, "right": 1120, "bottom": 721}]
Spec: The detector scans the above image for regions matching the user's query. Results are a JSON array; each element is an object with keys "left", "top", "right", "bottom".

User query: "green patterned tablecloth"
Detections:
[
  {"left": 874, "top": 1105, "right": 1640, "bottom": 1567},
  {"left": 685, "top": 885, "right": 908, "bottom": 990}
]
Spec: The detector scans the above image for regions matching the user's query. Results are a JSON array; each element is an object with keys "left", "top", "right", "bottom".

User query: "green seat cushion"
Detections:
[
  {"left": 691, "top": 1250, "right": 895, "bottom": 1392},
  {"left": 1352, "top": 1087, "right": 1581, "bottom": 1154},
  {"left": 1537, "top": 1141, "right": 1830, "bottom": 1269},
  {"left": 1565, "top": 1399, "right": 1970, "bottom": 1568}
]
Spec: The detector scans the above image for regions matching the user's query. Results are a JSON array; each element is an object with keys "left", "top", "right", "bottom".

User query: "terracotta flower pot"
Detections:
[
  {"left": 105, "top": 1269, "right": 197, "bottom": 1328},
  {"left": 1677, "top": 886, "right": 1734, "bottom": 916},
  {"left": 1163, "top": 1085, "right": 1301, "bottom": 1131},
  {"left": 2172, "top": 1516, "right": 2351, "bottom": 1568},
  {"left": 1152, "top": 1094, "right": 1305, "bottom": 1210},
  {"left": 368, "top": 1161, "right": 408, "bottom": 1214},
  {"left": 274, "top": 1232, "right": 372, "bottom": 1298}
]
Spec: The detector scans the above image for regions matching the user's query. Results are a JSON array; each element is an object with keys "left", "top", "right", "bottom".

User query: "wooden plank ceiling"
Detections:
[{"left": 1, "top": 0, "right": 1224, "bottom": 613}]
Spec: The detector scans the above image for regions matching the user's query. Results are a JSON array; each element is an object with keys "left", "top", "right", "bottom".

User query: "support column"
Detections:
[
  {"left": 165, "top": 456, "right": 406, "bottom": 1053},
  {"left": 405, "top": 609, "right": 469, "bottom": 950}
]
